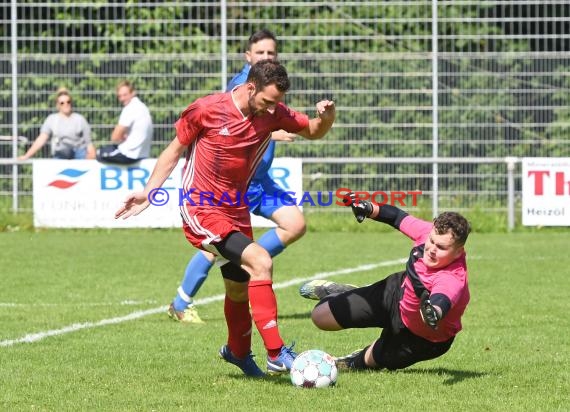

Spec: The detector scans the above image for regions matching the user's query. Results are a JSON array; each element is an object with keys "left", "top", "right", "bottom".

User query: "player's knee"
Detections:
[
  {"left": 279, "top": 217, "right": 306, "bottom": 244},
  {"left": 244, "top": 248, "right": 272, "bottom": 280},
  {"left": 254, "top": 253, "right": 273, "bottom": 276},
  {"left": 311, "top": 301, "right": 339, "bottom": 331},
  {"left": 289, "top": 218, "right": 307, "bottom": 239},
  {"left": 310, "top": 310, "right": 325, "bottom": 329}
]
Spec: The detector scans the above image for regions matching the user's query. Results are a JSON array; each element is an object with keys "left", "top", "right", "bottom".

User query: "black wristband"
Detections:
[
  {"left": 430, "top": 293, "right": 452, "bottom": 318},
  {"left": 372, "top": 204, "right": 408, "bottom": 229}
]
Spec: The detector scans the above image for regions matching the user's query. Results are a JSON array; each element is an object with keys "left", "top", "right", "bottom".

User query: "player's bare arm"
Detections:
[
  {"left": 114, "top": 138, "right": 186, "bottom": 220},
  {"left": 296, "top": 100, "right": 336, "bottom": 140},
  {"left": 271, "top": 129, "right": 296, "bottom": 142}
]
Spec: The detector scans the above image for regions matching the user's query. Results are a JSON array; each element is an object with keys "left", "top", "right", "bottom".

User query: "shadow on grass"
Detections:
[
  {"left": 223, "top": 369, "right": 488, "bottom": 386},
  {"left": 277, "top": 311, "right": 313, "bottom": 320},
  {"left": 398, "top": 367, "right": 488, "bottom": 385},
  {"left": 325, "top": 366, "right": 488, "bottom": 386},
  {"left": 201, "top": 311, "right": 313, "bottom": 323},
  {"left": 223, "top": 365, "right": 488, "bottom": 387},
  {"left": 223, "top": 373, "right": 292, "bottom": 384}
]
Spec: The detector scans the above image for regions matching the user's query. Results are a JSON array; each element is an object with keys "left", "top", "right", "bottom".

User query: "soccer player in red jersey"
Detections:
[
  {"left": 115, "top": 60, "right": 335, "bottom": 377},
  {"left": 168, "top": 29, "right": 303, "bottom": 326},
  {"left": 300, "top": 192, "right": 471, "bottom": 371}
]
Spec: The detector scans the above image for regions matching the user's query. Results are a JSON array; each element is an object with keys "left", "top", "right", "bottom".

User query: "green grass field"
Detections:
[{"left": 1, "top": 228, "right": 568, "bottom": 411}]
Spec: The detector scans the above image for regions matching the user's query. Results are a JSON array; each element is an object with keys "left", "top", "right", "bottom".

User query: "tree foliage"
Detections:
[{"left": 0, "top": 1, "right": 568, "bottom": 194}]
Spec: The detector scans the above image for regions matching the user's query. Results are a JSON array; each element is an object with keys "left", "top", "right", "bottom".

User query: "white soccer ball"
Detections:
[{"left": 290, "top": 349, "right": 338, "bottom": 388}]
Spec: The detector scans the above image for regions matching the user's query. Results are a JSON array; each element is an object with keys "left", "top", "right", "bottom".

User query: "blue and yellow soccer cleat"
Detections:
[{"left": 167, "top": 303, "right": 205, "bottom": 324}]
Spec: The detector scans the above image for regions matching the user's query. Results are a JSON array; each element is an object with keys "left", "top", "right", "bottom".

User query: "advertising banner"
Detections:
[
  {"left": 522, "top": 157, "right": 570, "bottom": 226},
  {"left": 33, "top": 158, "right": 302, "bottom": 228}
]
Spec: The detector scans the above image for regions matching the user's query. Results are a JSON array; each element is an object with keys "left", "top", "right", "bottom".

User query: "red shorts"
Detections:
[{"left": 180, "top": 204, "right": 253, "bottom": 251}]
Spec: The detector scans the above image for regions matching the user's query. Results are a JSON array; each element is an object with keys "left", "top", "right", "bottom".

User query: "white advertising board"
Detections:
[
  {"left": 33, "top": 158, "right": 302, "bottom": 228},
  {"left": 522, "top": 157, "right": 570, "bottom": 226}
]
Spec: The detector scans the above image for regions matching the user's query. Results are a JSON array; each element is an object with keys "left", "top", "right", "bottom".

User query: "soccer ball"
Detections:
[{"left": 290, "top": 349, "right": 338, "bottom": 388}]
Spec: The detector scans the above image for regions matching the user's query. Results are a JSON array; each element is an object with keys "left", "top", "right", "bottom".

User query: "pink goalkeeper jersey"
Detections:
[
  {"left": 175, "top": 90, "right": 309, "bottom": 216},
  {"left": 398, "top": 215, "right": 470, "bottom": 342}
]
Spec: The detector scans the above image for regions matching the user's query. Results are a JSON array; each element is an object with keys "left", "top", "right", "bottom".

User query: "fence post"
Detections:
[
  {"left": 431, "top": 0, "right": 439, "bottom": 218},
  {"left": 11, "top": 0, "right": 19, "bottom": 213},
  {"left": 506, "top": 156, "right": 518, "bottom": 231},
  {"left": 220, "top": 0, "right": 228, "bottom": 92}
]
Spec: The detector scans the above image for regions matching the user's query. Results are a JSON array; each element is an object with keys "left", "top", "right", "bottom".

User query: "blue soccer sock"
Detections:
[
  {"left": 172, "top": 252, "right": 214, "bottom": 311},
  {"left": 257, "top": 228, "right": 286, "bottom": 257}
]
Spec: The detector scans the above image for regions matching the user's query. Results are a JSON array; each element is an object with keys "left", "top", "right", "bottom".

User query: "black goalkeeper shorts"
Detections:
[{"left": 323, "top": 270, "right": 454, "bottom": 370}]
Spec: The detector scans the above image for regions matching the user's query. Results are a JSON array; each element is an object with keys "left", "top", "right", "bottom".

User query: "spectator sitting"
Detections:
[
  {"left": 19, "top": 87, "right": 95, "bottom": 160},
  {"left": 97, "top": 80, "right": 153, "bottom": 164}
]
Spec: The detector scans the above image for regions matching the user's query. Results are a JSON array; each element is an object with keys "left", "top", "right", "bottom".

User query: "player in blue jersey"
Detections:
[{"left": 168, "top": 29, "right": 304, "bottom": 323}]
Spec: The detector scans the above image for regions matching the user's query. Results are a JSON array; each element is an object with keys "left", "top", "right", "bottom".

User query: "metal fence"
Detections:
[{"left": 1, "top": 1, "right": 569, "bottom": 225}]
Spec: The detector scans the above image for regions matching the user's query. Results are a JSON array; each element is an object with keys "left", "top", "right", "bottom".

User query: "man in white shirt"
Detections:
[{"left": 97, "top": 80, "right": 153, "bottom": 164}]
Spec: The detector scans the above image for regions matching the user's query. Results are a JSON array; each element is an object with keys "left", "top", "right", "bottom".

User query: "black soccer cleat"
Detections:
[{"left": 299, "top": 280, "right": 357, "bottom": 300}]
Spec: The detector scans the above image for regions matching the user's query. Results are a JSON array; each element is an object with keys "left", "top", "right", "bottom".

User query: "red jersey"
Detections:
[
  {"left": 398, "top": 215, "right": 470, "bottom": 342},
  {"left": 175, "top": 91, "right": 309, "bottom": 218}
]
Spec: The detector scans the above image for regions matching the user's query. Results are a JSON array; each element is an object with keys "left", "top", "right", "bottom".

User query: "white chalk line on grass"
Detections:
[
  {"left": 0, "top": 300, "right": 160, "bottom": 307},
  {"left": 0, "top": 258, "right": 405, "bottom": 348}
]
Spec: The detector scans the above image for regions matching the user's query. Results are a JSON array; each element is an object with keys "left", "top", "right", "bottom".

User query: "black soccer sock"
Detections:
[{"left": 352, "top": 345, "right": 371, "bottom": 369}]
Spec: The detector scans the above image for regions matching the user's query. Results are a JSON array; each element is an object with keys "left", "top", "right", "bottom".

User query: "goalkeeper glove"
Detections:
[
  {"left": 344, "top": 192, "right": 373, "bottom": 223},
  {"left": 420, "top": 290, "right": 441, "bottom": 330}
]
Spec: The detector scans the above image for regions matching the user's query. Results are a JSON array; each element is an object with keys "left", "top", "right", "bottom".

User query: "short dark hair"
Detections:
[
  {"left": 433, "top": 212, "right": 471, "bottom": 247},
  {"left": 246, "top": 59, "right": 290, "bottom": 93},
  {"left": 248, "top": 29, "right": 277, "bottom": 50}
]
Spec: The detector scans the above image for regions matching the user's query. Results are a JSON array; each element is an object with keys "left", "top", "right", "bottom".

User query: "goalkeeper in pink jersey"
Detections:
[{"left": 300, "top": 192, "right": 471, "bottom": 370}]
